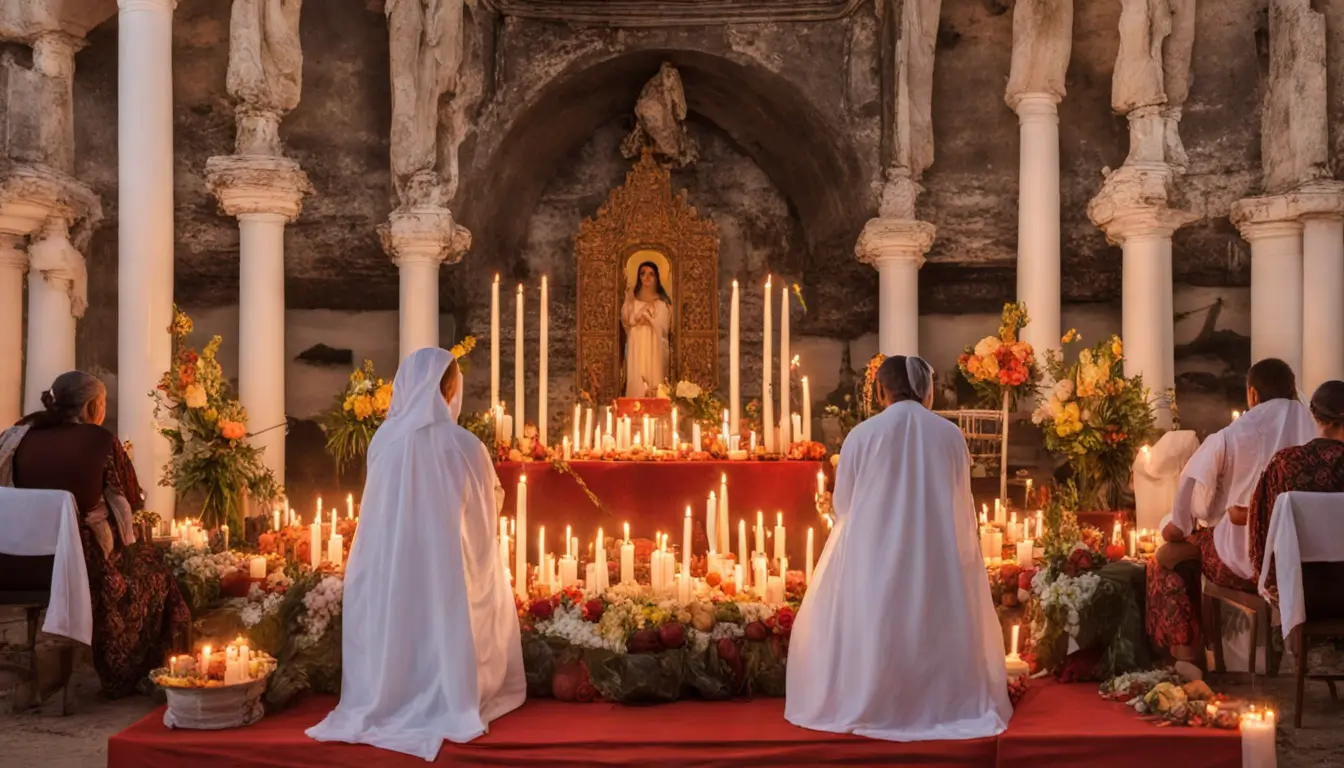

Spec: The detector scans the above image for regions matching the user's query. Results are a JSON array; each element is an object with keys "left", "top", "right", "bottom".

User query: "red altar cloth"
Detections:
[
  {"left": 496, "top": 460, "right": 825, "bottom": 560},
  {"left": 107, "top": 681, "right": 1238, "bottom": 768},
  {"left": 614, "top": 397, "right": 671, "bottom": 418}
]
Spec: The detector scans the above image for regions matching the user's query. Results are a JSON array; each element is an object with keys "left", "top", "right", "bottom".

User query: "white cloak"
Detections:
[
  {"left": 307, "top": 348, "right": 525, "bottom": 761},
  {"left": 1171, "top": 398, "right": 1315, "bottom": 579},
  {"left": 785, "top": 400, "right": 1012, "bottom": 741}
]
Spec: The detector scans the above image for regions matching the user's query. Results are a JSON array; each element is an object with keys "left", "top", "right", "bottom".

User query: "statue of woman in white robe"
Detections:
[
  {"left": 786, "top": 355, "right": 1012, "bottom": 742},
  {"left": 621, "top": 260, "right": 672, "bottom": 397},
  {"left": 307, "top": 347, "right": 524, "bottom": 761}
]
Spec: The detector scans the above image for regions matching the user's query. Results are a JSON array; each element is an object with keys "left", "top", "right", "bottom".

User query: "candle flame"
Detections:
[
  {"left": 517, "top": 284, "right": 523, "bottom": 294},
  {"left": 777, "top": 512, "right": 783, "bottom": 526},
  {"left": 494, "top": 273, "right": 500, "bottom": 283},
  {"left": 520, "top": 474, "right": 527, "bottom": 485},
  {"left": 732, "top": 279, "right": 738, "bottom": 288},
  {"left": 766, "top": 275, "right": 772, "bottom": 287}
]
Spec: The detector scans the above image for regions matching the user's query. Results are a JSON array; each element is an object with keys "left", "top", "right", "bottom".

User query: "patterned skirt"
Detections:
[{"left": 1145, "top": 528, "right": 1256, "bottom": 653}]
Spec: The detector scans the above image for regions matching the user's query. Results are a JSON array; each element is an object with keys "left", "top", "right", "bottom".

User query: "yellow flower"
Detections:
[
  {"left": 184, "top": 383, "right": 207, "bottom": 409},
  {"left": 973, "top": 336, "right": 1002, "bottom": 359},
  {"left": 1061, "top": 329, "right": 1079, "bottom": 345},
  {"left": 1111, "top": 337, "right": 1124, "bottom": 359},
  {"left": 352, "top": 395, "right": 374, "bottom": 420},
  {"left": 202, "top": 407, "right": 218, "bottom": 424},
  {"left": 1055, "top": 402, "right": 1083, "bottom": 437},
  {"left": 965, "top": 355, "right": 985, "bottom": 380},
  {"left": 343, "top": 394, "right": 355, "bottom": 413},
  {"left": 981, "top": 353, "right": 1000, "bottom": 377},
  {"left": 373, "top": 384, "right": 393, "bottom": 415},
  {"left": 1076, "top": 364, "right": 1101, "bottom": 397}
]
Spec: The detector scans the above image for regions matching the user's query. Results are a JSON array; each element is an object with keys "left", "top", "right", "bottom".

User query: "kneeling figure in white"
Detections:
[
  {"left": 786, "top": 355, "right": 1012, "bottom": 740},
  {"left": 307, "top": 347, "right": 525, "bottom": 760}
]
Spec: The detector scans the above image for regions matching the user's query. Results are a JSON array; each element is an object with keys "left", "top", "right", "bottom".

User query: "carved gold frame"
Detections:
[{"left": 574, "top": 151, "right": 720, "bottom": 402}]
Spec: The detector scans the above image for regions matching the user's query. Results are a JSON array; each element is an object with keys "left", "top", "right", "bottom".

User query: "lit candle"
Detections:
[
  {"left": 817, "top": 470, "right": 826, "bottom": 497},
  {"left": 1006, "top": 624, "right": 1029, "bottom": 679},
  {"left": 499, "top": 526, "right": 509, "bottom": 580},
  {"left": 774, "top": 511, "right": 786, "bottom": 563},
  {"left": 572, "top": 404, "right": 581, "bottom": 451},
  {"left": 328, "top": 533, "right": 344, "bottom": 569},
  {"left": 1232, "top": 409, "right": 1241, "bottom": 421},
  {"left": 272, "top": 509, "right": 280, "bottom": 532},
  {"left": 249, "top": 556, "right": 266, "bottom": 579},
  {"left": 994, "top": 498, "right": 1002, "bottom": 525},
  {"left": 559, "top": 551, "right": 577, "bottom": 587},
  {"left": 1024, "top": 477, "right": 1033, "bottom": 507},
  {"left": 605, "top": 409, "right": 613, "bottom": 441},
  {"left": 200, "top": 644, "right": 211, "bottom": 676},
  {"left": 491, "top": 274, "right": 500, "bottom": 414},
  {"left": 515, "top": 284, "right": 524, "bottom": 440},
  {"left": 309, "top": 516, "right": 321, "bottom": 570},
  {"left": 1128, "top": 528, "right": 1136, "bottom": 558},
  {"left": 221, "top": 524, "right": 229, "bottom": 551},
  {"left": 1035, "top": 510, "right": 1043, "bottom": 539},
  {"left": 1016, "top": 539, "right": 1033, "bottom": 566},
  {"left": 643, "top": 414, "right": 650, "bottom": 445},
  {"left": 620, "top": 524, "right": 635, "bottom": 585},
  {"left": 706, "top": 491, "right": 718, "bottom": 554},
  {"left": 1239, "top": 709, "right": 1276, "bottom": 768},
  {"left": 779, "top": 284, "right": 791, "bottom": 448},
  {"left": 1112, "top": 519, "right": 1121, "bottom": 545},
  {"left": 565, "top": 524, "right": 572, "bottom": 557},
  {"left": 755, "top": 510, "right": 765, "bottom": 553},
  {"left": 682, "top": 506, "right": 692, "bottom": 581},
  {"left": 801, "top": 374, "right": 811, "bottom": 443},
  {"left": 762, "top": 275, "right": 774, "bottom": 452},
  {"left": 691, "top": 422, "right": 701, "bottom": 452},
  {"left": 595, "top": 527, "right": 607, "bottom": 592},
  {"left": 805, "top": 526, "right": 814, "bottom": 584},
  {"left": 752, "top": 553, "right": 768, "bottom": 598},
  {"left": 981, "top": 503, "right": 988, "bottom": 525},
  {"left": 515, "top": 475, "right": 528, "bottom": 599},
  {"left": 583, "top": 407, "right": 593, "bottom": 451},
  {"left": 728, "top": 279, "right": 741, "bottom": 436},
  {"left": 717, "top": 474, "right": 729, "bottom": 555},
  {"left": 671, "top": 406, "right": 679, "bottom": 449},
  {"left": 538, "top": 275, "right": 548, "bottom": 445},
  {"left": 538, "top": 526, "right": 546, "bottom": 585},
  {"left": 749, "top": 430, "right": 756, "bottom": 453},
  {"left": 721, "top": 409, "right": 729, "bottom": 444}
]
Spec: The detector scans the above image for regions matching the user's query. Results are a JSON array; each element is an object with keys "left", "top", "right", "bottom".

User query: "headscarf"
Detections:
[
  {"left": 905, "top": 355, "right": 934, "bottom": 404},
  {"left": 370, "top": 348, "right": 462, "bottom": 452}
]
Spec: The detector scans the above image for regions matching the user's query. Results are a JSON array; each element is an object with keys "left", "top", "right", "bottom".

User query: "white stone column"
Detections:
[
  {"left": 382, "top": 208, "right": 470, "bottom": 361},
  {"left": 22, "top": 221, "right": 85, "bottom": 415},
  {"left": 1240, "top": 219, "right": 1305, "bottom": 376},
  {"left": 118, "top": 0, "right": 177, "bottom": 516},
  {"left": 206, "top": 157, "right": 310, "bottom": 487},
  {"left": 1011, "top": 93, "right": 1063, "bottom": 358},
  {"left": 855, "top": 218, "right": 935, "bottom": 357},
  {"left": 0, "top": 236, "right": 25, "bottom": 427},
  {"left": 1302, "top": 214, "right": 1344, "bottom": 396}
]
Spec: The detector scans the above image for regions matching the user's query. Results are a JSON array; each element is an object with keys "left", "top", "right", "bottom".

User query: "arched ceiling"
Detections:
[{"left": 458, "top": 48, "right": 870, "bottom": 274}]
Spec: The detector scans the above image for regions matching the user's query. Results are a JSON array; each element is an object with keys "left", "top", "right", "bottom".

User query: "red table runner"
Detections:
[{"left": 495, "top": 460, "right": 826, "bottom": 561}]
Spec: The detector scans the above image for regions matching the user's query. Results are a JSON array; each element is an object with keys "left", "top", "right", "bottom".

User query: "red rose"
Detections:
[
  {"left": 528, "top": 598, "right": 554, "bottom": 621},
  {"left": 999, "top": 563, "right": 1022, "bottom": 587},
  {"left": 716, "top": 637, "right": 739, "bottom": 662},
  {"left": 744, "top": 621, "right": 769, "bottom": 641},
  {"left": 658, "top": 622, "right": 686, "bottom": 649},
  {"left": 575, "top": 680, "right": 597, "bottom": 703},
  {"left": 774, "top": 607, "right": 795, "bottom": 636},
  {"left": 582, "top": 599, "right": 604, "bottom": 622},
  {"left": 1018, "top": 568, "right": 1036, "bottom": 591}
]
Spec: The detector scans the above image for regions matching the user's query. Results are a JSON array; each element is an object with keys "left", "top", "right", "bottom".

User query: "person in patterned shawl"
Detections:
[{"left": 1239, "top": 380, "right": 1344, "bottom": 600}]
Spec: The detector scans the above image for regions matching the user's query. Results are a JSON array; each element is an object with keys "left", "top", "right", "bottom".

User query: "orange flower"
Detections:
[{"left": 219, "top": 420, "right": 246, "bottom": 440}]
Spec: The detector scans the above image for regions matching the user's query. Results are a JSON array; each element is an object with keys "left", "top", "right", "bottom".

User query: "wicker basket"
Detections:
[{"left": 159, "top": 672, "right": 271, "bottom": 730}]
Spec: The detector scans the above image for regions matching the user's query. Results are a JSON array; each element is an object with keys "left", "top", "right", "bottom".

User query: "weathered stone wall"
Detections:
[{"left": 44, "top": 0, "right": 1279, "bottom": 498}]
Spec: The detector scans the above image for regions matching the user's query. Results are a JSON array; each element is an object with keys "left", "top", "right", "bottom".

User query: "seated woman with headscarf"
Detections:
[
  {"left": 0, "top": 371, "right": 189, "bottom": 698},
  {"left": 786, "top": 355, "right": 1012, "bottom": 741},
  {"left": 308, "top": 347, "right": 524, "bottom": 761}
]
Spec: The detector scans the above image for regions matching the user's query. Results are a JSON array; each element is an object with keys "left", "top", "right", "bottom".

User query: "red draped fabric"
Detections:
[
  {"left": 495, "top": 460, "right": 826, "bottom": 560},
  {"left": 108, "top": 682, "right": 1238, "bottom": 768}
]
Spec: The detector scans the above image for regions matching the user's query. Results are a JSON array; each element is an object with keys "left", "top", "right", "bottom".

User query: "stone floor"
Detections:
[{"left": 1, "top": 618, "right": 1342, "bottom": 767}]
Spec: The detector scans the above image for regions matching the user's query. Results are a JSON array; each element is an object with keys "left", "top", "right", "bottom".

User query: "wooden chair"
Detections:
[
  {"left": 1202, "top": 580, "right": 1280, "bottom": 686},
  {"left": 1290, "top": 561, "right": 1344, "bottom": 728},
  {"left": 0, "top": 553, "right": 75, "bottom": 714}
]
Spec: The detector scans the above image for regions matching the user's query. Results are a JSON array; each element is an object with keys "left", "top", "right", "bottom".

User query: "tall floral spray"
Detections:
[
  {"left": 1032, "top": 331, "right": 1155, "bottom": 512},
  {"left": 153, "top": 308, "right": 282, "bottom": 532}
]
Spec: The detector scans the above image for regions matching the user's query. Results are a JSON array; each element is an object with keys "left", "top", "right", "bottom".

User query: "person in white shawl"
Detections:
[
  {"left": 786, "top": 355, "right": 1011, "bottom": 741},
  {"left": 307, "top": 347, "right": 524, "bottom": 761},
  {"left": 1149, "top": 358, "right": 1314, "bottom": 664}
]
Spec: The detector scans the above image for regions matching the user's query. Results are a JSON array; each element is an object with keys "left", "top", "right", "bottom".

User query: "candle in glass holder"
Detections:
[
  {"left": 620, "top": 524, "right": 635, "bottom": 584},
  {"left": 200, "top": 645, "right": 212, "bottom": 676},
  {"left": 1240, "top": 709, "right": 1276, "bottom": 768},
  {"left": 1005, "top": 624, "right": 1029, "bottom": 680},
  {"left": 249, "top": 556, "right": 266, "bottom": 579}
]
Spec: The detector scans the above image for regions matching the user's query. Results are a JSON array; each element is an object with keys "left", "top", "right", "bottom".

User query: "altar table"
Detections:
[{"left": 496, "top": 460, "right": 826, "bottom": 560}]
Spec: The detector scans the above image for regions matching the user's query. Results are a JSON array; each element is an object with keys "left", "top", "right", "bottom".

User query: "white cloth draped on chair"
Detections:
[
  {"left": 0, "top": 487, "right": 92, "bottom": 645},
  {"left": 1260, "top": 491, "right": 1344, "bottom": 640}
]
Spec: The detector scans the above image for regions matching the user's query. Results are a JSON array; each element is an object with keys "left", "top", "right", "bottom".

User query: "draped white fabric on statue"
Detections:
[
  {"left": 621, "top": 295, "right": 670, "bottom": 397},
  {"left": 307, "top": 347, "right": 524, "bottom": 761},
  {"left": 785, "top": 400, "right": 1012, "bottom": 741}
]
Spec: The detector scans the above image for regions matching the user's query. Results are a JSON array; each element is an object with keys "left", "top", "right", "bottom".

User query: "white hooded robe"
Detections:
[
  {"left": 785, "top": 400, "right": 1012, "bottom": 741},
  {"left": 307, "top": 347, "right": 525, "bottom": 760}
]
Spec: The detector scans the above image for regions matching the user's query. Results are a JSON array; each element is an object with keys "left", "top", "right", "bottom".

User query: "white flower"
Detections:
[
  {"left": 973, "top": 337, "right": 1002, "bottom": 359},
  {"left": 1053, "top": 378, "right": 1075, "bottom": 402},
  {"left": 674, "top": 381, "right": 702, "bottom": 399}
]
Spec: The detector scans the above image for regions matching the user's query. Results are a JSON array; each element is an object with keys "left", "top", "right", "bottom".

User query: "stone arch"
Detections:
[{"left": 457, "top": 47, "right": 870, "bottom": 270}]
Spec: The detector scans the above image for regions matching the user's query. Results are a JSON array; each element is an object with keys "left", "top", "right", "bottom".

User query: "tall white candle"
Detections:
[
  {"left": 491, "top": 274, "right": 500, "bottom": 414},
  {"left": 273, "top": 508, "right": 280, "bottom": 532},
  {"left": 682, "top": 506, "right": 692, "bottom": 579},
  {"left": 328, "top": 533, "right": 344, "bottom": 569},
  {"left": 801, "top": 375, "right": 812, "bottom": 443},
  {"left": 515, "top": 284, "right": 525, "bottom": 441},
  {"left": 572, "top": 404, "right": 581, "bottom": 452},
  {"left": 595, "top": 527, "right": 607, "bottom": 592},
  {"left": 691, "top": 422, "right": 701, "bottom": 452},
  {"left": 738, "top": 519, "right": 748, "bottom": 584},
  {"left": 538, "top": 526, "right": 545, "bottom": 585},
  {"left": 346, "top": 493, "right": 354, "bottom": 520},
  {"left": 774, "top": 512, "right": 786, "bottom": 563},
  {"left": 565, "top": 524, "right": 572, "bottom": 557},
  {"left": 730, "top": 279, "right": 740, "bottom": 435},
  {"left": 805, "top": 527, "right": 814, "bottom": 584},
  {"left": 538, "top": 275, "right": 549, "bottom": 445},
  {"left": 762, "top": 276, "right": 774, "bottom": 452},
  {"left": 559, "top": 554, "right": 577, "bottom": 587},
  {"left": 755, "top": 510, "right": 765, "bottom": 553},
  {"left": 706, "top": 491, "right": 717, "bottom": 554},
  {"left": 309, "top": 519, "right": 321, "bottom": 570},
  {"left": 515, "top": 475, "right": 528, "bottom": 599},
  {"left": 620, "top": 523, "right": 635, "bottom": 585},
  {"left": 779, "top": 285, "right": 791, "bottom": 448},
  {"left": 221, "top": 525, "right": 229, "bottom": 551},
  {"left": 717, "top": 474, "right": 729, "bottom": 557},
  {"left": 583, "top": 408, "right": 593, "bottom": 451}
]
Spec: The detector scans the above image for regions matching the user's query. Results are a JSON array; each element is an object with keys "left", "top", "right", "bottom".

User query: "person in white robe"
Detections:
[
  {"left": 621, "top": 260, "right": 672, "bottom": 397},
  {"left": 1150, "top": 358, "right": 1314, "bottom": 664},
  {"left": 786, "top": 355, "right": 1011, "bottom": 741},
  {"left": 307, "top": 347, "right": 525, "bottom": 761}
]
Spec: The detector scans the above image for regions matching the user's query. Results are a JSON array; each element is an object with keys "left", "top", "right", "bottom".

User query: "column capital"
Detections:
[
  {"left": 1088, "top": 163, "right": 1195, "bottom": 244},
  {"left": 1007, "top": 91, "right": 1061, "bottom": 123},
  {"left": 0, "top": 163, "right": 101, "bottom": 239},
  {"left": 380, "top": 206, "right": 472, "bottom": 267},
  {"left": 204, "top": 155, "right": 312, "bottom": 221},
  {"left": 31, "top": 32, "right": 87, "bottom": 79},
  {"left": 855, "top": 217, "right": 935, "bottom": 270},
  {"left": 28, "top": 218, "right": 87, "bottom": 318},
  {"left": 0, "top": 234, "right": 26, "bottom": 270}
]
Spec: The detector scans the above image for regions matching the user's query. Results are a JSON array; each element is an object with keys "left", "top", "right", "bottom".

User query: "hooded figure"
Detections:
[
  {"left": 786, "top": 355, "right": 1012, "bottom": 741},
  {"left": 307, "top": 347, "right": 524, "bottom": 760}
]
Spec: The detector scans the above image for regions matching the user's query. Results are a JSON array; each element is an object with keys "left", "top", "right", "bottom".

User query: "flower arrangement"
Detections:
[
  {"left": 957, "top": 302, "right": 1041, "bottom": 410},
  {"left": 321, "top": 360, "right": 392, "bottom": 476},
  {"left": 1031, "top": 331, "right": 1155, "bottom": 512},
  {"left": 449, "top": 335, "right": 477, "bottom": 371},
  {"left": 664, "top": 379, "right": 724, "bottom": 432},
  {"left": 153, "top": 308, "right": 281, "bottom": 533}
]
